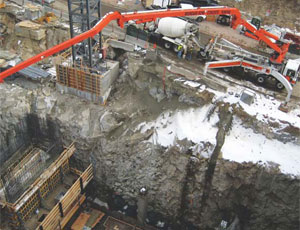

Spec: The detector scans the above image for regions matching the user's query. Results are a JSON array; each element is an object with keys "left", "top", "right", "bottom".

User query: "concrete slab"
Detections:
[
  {"left": 109, "top": 39, "right": 135, "bottom": 52},
  {"left": 169, "top": 64, "right": 198, "bottom": 80}
]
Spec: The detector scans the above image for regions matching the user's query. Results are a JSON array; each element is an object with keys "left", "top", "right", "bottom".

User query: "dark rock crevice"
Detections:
[{"left": 199, "top": 103, "right": 233, "bottom": 225}]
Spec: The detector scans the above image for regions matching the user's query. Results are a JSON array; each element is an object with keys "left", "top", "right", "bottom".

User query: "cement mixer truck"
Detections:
[
  {"left": 155, "top": 17, "right": 200, "bottom": 53},
  {"left": 124, "top": 17, "right": 201, "bottom": 55}
]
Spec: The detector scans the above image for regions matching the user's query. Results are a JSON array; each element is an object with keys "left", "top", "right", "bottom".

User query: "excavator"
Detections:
[{"left": 0, "top": 6, "right": 297, "bottom": 101}]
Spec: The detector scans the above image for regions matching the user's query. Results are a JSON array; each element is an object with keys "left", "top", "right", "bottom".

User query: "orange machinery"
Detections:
[{"left": 0, "top": 6, "right": 290, "bottom": 81}]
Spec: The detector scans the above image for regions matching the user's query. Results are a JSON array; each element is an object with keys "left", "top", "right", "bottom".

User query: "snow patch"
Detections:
[
  {"left": 137, "top": 106, "right": 219, "bottom": 147},
  {"left": 206, "top": 81, "right": 300, "bottom": 129},
  {"left": 222, "top": 118, "right": 300, "bottom": 176},
  {"left": 184, "top": 80, "right": 201, "bottom": 88}
]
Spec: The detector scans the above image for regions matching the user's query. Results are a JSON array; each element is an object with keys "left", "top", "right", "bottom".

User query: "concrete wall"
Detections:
[{"left": 100, "top": 60, "right": 120, "bottom": 96}]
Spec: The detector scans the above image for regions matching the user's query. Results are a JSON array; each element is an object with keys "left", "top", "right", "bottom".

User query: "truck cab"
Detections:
[{"left": 282, "top": 59, "right": 300, "bottom": 85}]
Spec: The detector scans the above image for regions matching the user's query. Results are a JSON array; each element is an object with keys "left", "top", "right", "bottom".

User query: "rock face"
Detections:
[
  {"left": 0, "top": 84, "right": 31, "bottom": 164},
  {"left": 0, "top": 9, "right": 69, "bottom": 63},
  {"left": 0, "top": 66, "right": 299, "bottom": 229},
  {"left": 184, "top": 159, "right": 300, "bottom": 230}
]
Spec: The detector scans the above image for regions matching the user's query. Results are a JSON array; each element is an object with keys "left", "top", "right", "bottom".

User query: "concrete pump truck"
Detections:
[{"left": 0, "top": 6, "right": 299, "bottom": 102}]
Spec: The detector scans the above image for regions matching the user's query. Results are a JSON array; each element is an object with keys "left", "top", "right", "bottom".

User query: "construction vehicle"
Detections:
[
  {"left": 179, "top": 0, "right": 219, "bottom": 7},
  {"left": 179, "top": 3, "right": 206, "bottom": 22},
  {"left": 200, "top": 36, "right": 300, "bottom": 101},
  {"left": 142, "top": 0, "right": 173, "bottom": 9},
  {"left": 154, "top": 17, "right": 199, "bottom": 52},
  {"left": 0, "top": 6, "right": 297, "bottom": 101},
  {"left": 0, "top": 0, "right": 5, "bottom": 8},
  {"left": 217, "top": 14, "right": 299, "bottom": 56},
  {"left": 217, "top": 15, "right": 262, "bottom": 39}
]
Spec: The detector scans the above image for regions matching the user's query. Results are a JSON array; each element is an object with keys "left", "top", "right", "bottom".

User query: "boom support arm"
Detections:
[
  {"left": 0, "top": 6, "right": 288, "bottom": 81},
  {"left": 0, "top": 7, "right": 241, "bottom": 81},
  {"left": 233, "top": 18, "right": 289, "bottom": 63}
]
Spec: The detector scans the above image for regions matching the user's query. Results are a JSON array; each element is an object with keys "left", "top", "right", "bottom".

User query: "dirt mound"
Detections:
[{"left": 220, "top": 0, "right": 300, "bottom": 31}]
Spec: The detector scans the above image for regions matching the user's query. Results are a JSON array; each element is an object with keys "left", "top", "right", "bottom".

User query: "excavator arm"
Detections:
[{"left": 0, "top": 6, "right": 288, "bottom": 81}]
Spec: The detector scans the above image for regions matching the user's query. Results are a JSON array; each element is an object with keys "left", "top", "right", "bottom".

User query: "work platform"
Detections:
[{"left": 0, "top": 143, "right": 94, "bottom": 230}]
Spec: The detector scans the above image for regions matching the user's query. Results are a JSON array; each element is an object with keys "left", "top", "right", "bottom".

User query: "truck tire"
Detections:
[
  {"left": 223, "top": 67, "right": 231, "bottom": 73},
  {"left": 256, "top": 74, "right": 265, "bottom": 84},
  {"left": 198, "top": 49, "right": 208, "bottom": 59},
  {"left": 173, "top": 45, "right": 180, "bottom": 53},
  {"left": 221, "top": 17, "right": 227, "bottom": 25},
  {"left": 196, "top": 17, "right": 204, "bottom": 22},
  {"left": 164, "top": 41, "right": 172, "bottom": 49},
  {"left": 276, "top": 81, "right": 284, "bottom": 90}
]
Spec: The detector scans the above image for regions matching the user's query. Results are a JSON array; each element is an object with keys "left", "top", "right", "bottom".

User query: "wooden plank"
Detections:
[
  {"left": 85, "top": 209, "right": 105, "bottom": 228},
  {"left": 36, "top": 165, "right": 93, "bottom": 230},
  {"left": 71, "top": 213, "right": 90, "bottom": 230},
  {"left": 60, "top": 195, "right": 85, "bottom": 228},
  {"left": 70, "top": 167, "right": 82, "bottom": 176}
]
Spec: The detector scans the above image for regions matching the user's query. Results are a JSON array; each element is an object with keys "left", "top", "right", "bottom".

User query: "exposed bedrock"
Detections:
[{"left": 0, "top": 77, "right": 299, "bottom": 230}]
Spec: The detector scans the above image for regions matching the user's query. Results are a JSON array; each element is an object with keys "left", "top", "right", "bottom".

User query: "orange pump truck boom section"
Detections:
[{"left": 0, "top": 7, "right": 289, "bottom": 82}]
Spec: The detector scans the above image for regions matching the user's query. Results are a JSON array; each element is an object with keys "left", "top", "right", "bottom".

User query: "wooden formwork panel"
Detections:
[
  {"left": 104, "top": 216, "right": 143, "bottom": 230},
  {"left": 3, "top": 144, "right": 75, "bottom": 229},
  {"left": 36, "top": 164, "right": 94, "bottom": 230},
  {"left": 18, "top": 192, "right": 40, "bottom": 221},
  {"left": 1, "top": 144, "right": 77, "bottom": 230},
  {"left": 14, "top": 144, "right": 75, "bottom": 210},
  {"left": 61, "top": 159, "right": 70, "bottom": 174},
  {"left": 56, "top": 64, "right": 102, "bottom": 95},
  {"left": 2, "top": 143, "right": 92, "bottom": 230},
  {"left": 1, "top": 145, "right": 34, "bottom": 178}
]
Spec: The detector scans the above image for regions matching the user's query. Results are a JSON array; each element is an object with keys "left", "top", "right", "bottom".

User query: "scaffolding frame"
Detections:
[
  {"left": 67, "top": 0, "right": 102, "bottom": 68},
  {"left": 0, "top": 143, "right": 94, "bottom": 230}
]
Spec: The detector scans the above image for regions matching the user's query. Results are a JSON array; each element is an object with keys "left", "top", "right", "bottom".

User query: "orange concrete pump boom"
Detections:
[{"left": 0, "top": 6, "right": 289, "bottom": 81}]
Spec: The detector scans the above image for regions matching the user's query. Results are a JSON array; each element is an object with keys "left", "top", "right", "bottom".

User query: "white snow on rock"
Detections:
[
  {"left": 184, "top": 81, "right": 201, "bottom": 88},
  {"left": 208, "top": 86, "right": 300, "bottom": 129},
  {"left": 238, "top": 95, "right": 300, "bottom": 128},
  {"left": 222, "top": 118, "right": 300, "bottom": 176},
  {"left": 137, "top": 105, "right": 219, "bottom": 147}
]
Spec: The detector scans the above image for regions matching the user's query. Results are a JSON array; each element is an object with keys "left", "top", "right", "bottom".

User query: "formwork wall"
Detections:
[
  {"left": 56, "top": 61, "right": 119, "bottom": 105},
  {"left": 1, "top": 144, "right": 76, "bottom": 229}
]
